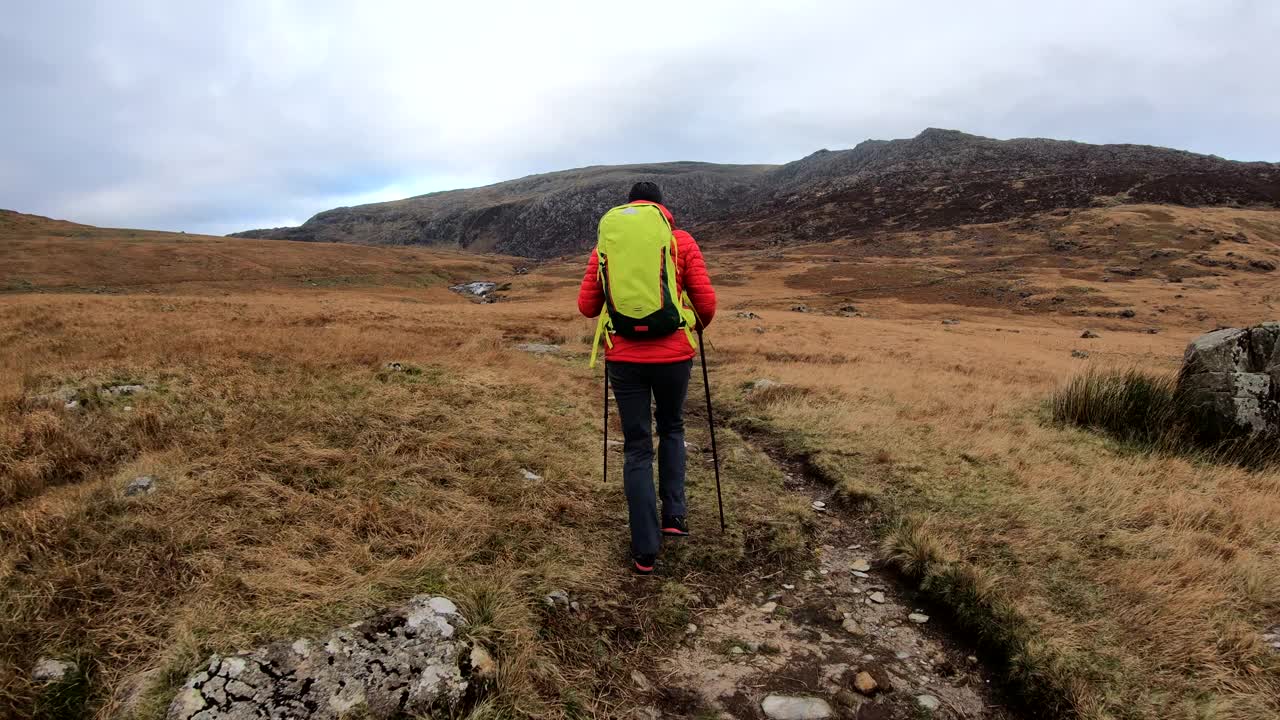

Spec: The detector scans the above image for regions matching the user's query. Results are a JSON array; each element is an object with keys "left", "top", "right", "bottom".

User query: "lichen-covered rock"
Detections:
[
  {"left": 125, "top": 476, "right": 157, "bottom": 496},
  {"left": 1179, "top": 323, "right": 1280, "bottom": 442},
  {"left": 166, "top": 596, "right": 471, "bottom": 720},
  {"left": 32, "top": 658, "right": 77, "bottom": 684},
  {"left": 449, "top": 281, "right": 498, "bottom": 298}
]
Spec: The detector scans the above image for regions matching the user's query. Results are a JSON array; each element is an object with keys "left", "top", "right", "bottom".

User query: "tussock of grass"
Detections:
[
  {"left": 1051, "top": 368, "right": 1181, "bottom": 444},
  {"left": 1052, "top": 368, "right": 1279, "bottom": 468}
]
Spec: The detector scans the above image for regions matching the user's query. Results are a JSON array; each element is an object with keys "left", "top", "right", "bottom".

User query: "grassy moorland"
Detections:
[
  {"left": 2, "top": 203, "right": 1280, "bottom": 719},
  {"left": 695, "top": 204, "right": 1280, "bottom": 719},
  {"left": 0, "top": 216, "right": 808, "bottom": 719}
]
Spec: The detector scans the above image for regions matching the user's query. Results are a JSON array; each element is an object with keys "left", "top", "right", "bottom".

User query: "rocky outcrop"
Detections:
[
  {"left": 232, "top": 130, "right": 1280, "bottom": 258},
  {"left": 1178, "top": 323, "right": 1280, "bottom": 442},
  {"left": 166, "top": 596, "right": 476, "bottom": 720}
]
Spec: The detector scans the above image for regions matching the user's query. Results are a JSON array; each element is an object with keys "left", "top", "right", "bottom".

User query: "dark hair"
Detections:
[{"left": 627, "top": 181, "right": 663, "bottom": 204}]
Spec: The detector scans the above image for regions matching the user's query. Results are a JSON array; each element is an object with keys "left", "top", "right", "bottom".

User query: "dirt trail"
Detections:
[{"left": 644, "top": 438, "right": 1021, "bottom": 720}]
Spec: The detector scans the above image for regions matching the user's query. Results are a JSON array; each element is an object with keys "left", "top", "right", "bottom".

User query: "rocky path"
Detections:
[{"left": 643, "top": 441, "right": 1019, "bottom": 720}]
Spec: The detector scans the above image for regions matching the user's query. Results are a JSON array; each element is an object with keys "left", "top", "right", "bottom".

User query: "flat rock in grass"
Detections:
[
  {"left": 909, "top": 613, "right": 930, "bottom": 624},
  {"left": 1071, "top": 349, "right": 1090, "bottom": 359},
  {"left": 521, "top": 469, "right": 542, "bottom": 481},
  {"left": 516, "top": 343, "right": 560, "bottom": 355},
  {"left": 761, "top": 694, "right": 833, "bottom": 720},
  {"left": 449, "top": 281, "right": 498, "bottom": 298},
  {"left": 104, "top": 384, "right": 146, "bottom": 396},
  {"left": 941, "top": 319, "right": 959, "bottom": 326},
  {"left": 125, "top": 476, "right": 157, "bottom": 497},
  {"left": 32, "top": 658, "right": 77, "bottom": 684},
  {"left": 631, "top": 670, "right": 652, "bottom": 692},
  {"left": 1081, "top": 329, "right": 1100, "bottom": 338},
  {"left": 544, "top": 589, "right": 570, "bottom": 607},
  {"left": 749, "top": 378, "right": 782, "bottom": 393},
  {"left": 165, "top": 595, "right": 469, "bottom": 720}
]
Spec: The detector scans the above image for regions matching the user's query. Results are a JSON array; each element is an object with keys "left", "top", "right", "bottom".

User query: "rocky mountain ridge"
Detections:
[{"left": 232, "top": 129, "right": 1280, "bottom": 258}]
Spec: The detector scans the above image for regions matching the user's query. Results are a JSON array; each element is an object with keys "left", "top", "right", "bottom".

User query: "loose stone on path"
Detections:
[
  {"left": 761, "top": 694, "right": 833, "bottom": 720},
  {"left": 917, "top": 694, "right": 942, "bottom": 711}
]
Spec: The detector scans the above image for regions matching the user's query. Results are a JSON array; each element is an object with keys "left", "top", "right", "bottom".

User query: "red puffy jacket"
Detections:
[{"left": 577, "top": 201, "right": 717, "bottom": 364}]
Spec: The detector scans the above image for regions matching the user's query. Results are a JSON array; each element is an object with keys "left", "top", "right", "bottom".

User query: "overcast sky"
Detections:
[{"left": 3, "top": 1, "right": 1278, "bottom": 235}]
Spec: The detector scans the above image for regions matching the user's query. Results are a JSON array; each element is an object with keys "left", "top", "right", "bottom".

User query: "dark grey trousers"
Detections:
[{"left": 608, "top": 359, "right": 692, "bottom": 556}]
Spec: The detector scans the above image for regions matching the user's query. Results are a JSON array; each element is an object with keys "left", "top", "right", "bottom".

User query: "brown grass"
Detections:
[
  {"left": 707, "top": 209, "right": 1280, "bottom": 718},
  {"left": 3, "top": 204, "right": 1280, "bottom": 719},
  {"left": 0, "top": 217, "right": 807, "bottom": 718}
]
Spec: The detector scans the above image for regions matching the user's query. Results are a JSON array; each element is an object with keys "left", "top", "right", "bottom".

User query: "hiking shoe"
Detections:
[
  {"left": 662, "top": 515, "right": 689, "bottom": 537},
  {"left": 633, "top": 554, "right": 656, "bottom": 575}
]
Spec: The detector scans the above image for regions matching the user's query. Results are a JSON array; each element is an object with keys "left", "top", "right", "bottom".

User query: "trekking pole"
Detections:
[
  {"left": 603, "top": 361, "right": 609, "bottom": 485},
  {"left": 697, "top": 330, "right": 726, "bottom": 532}
]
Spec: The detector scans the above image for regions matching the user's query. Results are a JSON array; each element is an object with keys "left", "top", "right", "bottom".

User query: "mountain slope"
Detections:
[
  {"left": 233, "top": 162, "right": 774, "bottom": 258},
  {"left": 233, "top": 129, "right": 1280, "bottom": 257},
  {"left": 0, "top": 209, "right": 507, "bottom": 292},
  {"left": 702, "top": 128, "right": 1280, "bottom": 244}
]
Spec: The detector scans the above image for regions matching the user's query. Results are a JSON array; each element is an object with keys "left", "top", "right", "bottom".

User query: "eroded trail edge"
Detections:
[{"left": 647, "top": 420, "right": 1024, "bottom": 720}]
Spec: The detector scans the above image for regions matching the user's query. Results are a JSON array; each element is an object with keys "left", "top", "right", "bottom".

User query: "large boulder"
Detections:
[
  {"left": 1178, "top": 323, "right": 1280, "bottom": 442},
  {"left": 166, "top": 596, "right": 475, "bottom": 720}
]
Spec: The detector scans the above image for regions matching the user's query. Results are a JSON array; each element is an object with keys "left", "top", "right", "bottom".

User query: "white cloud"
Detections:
[{"left": 1, "top": 0, "right": 1277, "bottom": 234}]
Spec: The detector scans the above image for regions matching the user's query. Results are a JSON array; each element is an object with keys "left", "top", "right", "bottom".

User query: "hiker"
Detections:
[{"left": 577, "top": 181, "right": 717, "bottom": 575}]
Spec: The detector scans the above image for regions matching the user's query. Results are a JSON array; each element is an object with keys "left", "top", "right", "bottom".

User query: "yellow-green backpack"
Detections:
[{"left": 589, "top": 203, "right": 697, "bottom": 367}]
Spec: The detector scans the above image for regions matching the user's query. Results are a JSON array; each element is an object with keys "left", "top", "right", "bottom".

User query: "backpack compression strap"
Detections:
[
  {"left": 588, "top": 303, "right": 612, "bottom": 369},
  {"left": 668, "top": 235, "right": 699, "bottom": 352}
]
